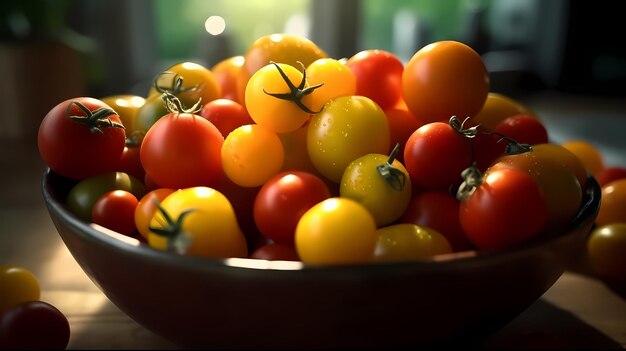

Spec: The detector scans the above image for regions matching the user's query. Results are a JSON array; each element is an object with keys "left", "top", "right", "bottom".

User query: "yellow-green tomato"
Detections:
[
  {"left": 148, "top": 187, "right": 248, "bottom": 259},
  {"left": 307, "top": 95, "right": 390, "bottom": 183},
  {"left": 339, "top": 145, "right": 412, "bottom": 226},
  {"left": 373, "top": 223, "right": 453, "bottom": 262},
  {"left": 587, "top": 223, "right": 626, "bottom": 281},
  {"left": 0, "top": 266, "right": 40, "bottom": 311},
  {"left": 295, "top": 197, "right": 377, "bottom": 265}
]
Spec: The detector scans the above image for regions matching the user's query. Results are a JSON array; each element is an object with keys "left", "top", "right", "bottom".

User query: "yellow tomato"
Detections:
[
  {"left": 561, "top": 140, "right": 605, "bottom": 178},
  {"left": 0, "top": 266, "right": 40, "bottom": 311},
  {"left": 469, "top": 92, "right": 535, "bottom": 130},
  {"left": 587, "top": 223, "right": 626, "bottom": 281},
  {"left": 147, "top": 187, "right": 247, "bottom": 259},
  {"left": 100, "top": 95, "right": 146, "bottom": 135},
  {"left": 306, "top": 58, "right": 356, "bottom": 112},
  {"left": 596, "top": 179, "right": 626, "bottom": 226},
  {"left": 147, "top": 61, "right": 221, "bottom": 109},
  {"left": 295, "top": 197, "right": 377, "bottom": 265},
  {"left": 373, "top": 223, "right": 452, "bottom": 262}
]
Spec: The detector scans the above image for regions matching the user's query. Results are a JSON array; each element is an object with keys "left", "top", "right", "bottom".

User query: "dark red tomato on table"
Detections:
[
  {"left": 254, "top": 171, "right": 331, "bottom": 245},
  {"left": 199, "top": 98, "right": 254, "bottom": 138},
  {"left": 346, "top": 49, "right": 404, "bottom": 110},
  {"left": 0, "top": 300, "right": 70, "bottom": 350},
  {"left": 92, "top": 190, "right": 140, "bottom": 236},
  {"left": 38, "top": 97, "right": 126, "bottom": 180}
]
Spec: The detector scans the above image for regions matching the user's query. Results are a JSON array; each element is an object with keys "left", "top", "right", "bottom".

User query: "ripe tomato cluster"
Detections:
[
  {"left": 0, "top": 266, "right": 70, "bottom": 349},
  {"left": 38, "top": 34, "right": 600, "bottom": 267}
]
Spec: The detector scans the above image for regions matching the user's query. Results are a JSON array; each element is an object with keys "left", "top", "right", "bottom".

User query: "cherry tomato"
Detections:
[
  {"left": 134, "top": 93, "right": 169, "bottom": 133},
  {"left": 134, "top": 188, "right": 176, "bottom": 240},
  {"left": 147, "top": 61, "right": 221, "bottom": 109},
  {"left": 250, "top": 243, "right": 300, "bottom": 261},
  {"left": 38, "top": 97, "right": 127, "bottom": 180},
  {"left": 66, "top": 171, "right": 145, "bottom": 222},
  {"left": 148, "top": 187, "right": 248, "bottom": 259},
  {"left": 0, "top": 301, "right": 70, "bottom": 350},
  {"left": 373, "top": 223, "right": 452, "bottom": 262},
  {"left": 459, "top": 167, "right": 548, "bottom": 252},
  {"left": 561, "top": 140, "right": 605, "bottom": 178},
  {"left": 306, "top": 57, "right": 356, "bottom": 112},
  {"left": 597, "top": 166, "right": 626, "bottom": 187},
  {"left": 468, "top": 92, "right": 535, "bottom": 131},
  {"left": 140, "top": 109, "right": 224, "bottom": 189},
  {"left": 587, "top": 223, "right": 626, "bottom": 281},
  {"left": 402, "top": 41, "right": 489, "bottom": 123},
  {"left": 117, "top": 141, "right": 145, "bottom": 182},
  {"left": 401, "top": 191, "right": 474, "bottom": 252},
  {"left": 99, "top": 94, "right": 146, "bottom": 135},
  {"left": 346, "top": 49, "right": 404, "bottom": 110},
  {"left": 237, "top": 33, "right": 326, "bottom": 105},
  {"left": 307, "top": 95, "right": 390, "bottom": 183},
  {"left": 493, "top": 114, "right": 549, "bottom": 146},
  {"left": 211, "top": 55, "right": 245, "bottom": 102},
  {"left": 596, "top": 179, "right": 626, "bottom": 226},
  {"left": 384, "top": 108, "right": 424, "bottom": 165},
  {"left": 221, "top": 124, "right": 284, "bottom": 187},
  {"left": 339, "top": 145, "right": 412, "bottom": 227},
  {"left": 0, "top": 266, "right": 40, "bottom": 312},
  {"left": 92, "top": 190, "right": 140, "bottom": 236},
  {"left": 295, "top": 197, "right": 377, "bottom": 265},
  {"left": 199, "top": 98, "right": 254, "bottom": 138},
  {"left": 254, "top": 171, "right": 331, "bottom": 245},
  {"left": 278, "top": 120, "right": 320, "bottom": 176}
]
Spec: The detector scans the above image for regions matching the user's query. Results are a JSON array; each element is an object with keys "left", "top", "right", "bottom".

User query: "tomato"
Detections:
[
  {"left": 587, "top": 223, "right": 626, "bottom": 281},
  {"left": 339, "top": 144, "right": 412, "bottom": 227},
  {"left": 278, "top": 120, "right": 320, "bottom": 176},
  {"left": 92, "top": 190, "right": 140, "bottom": 236},
  {"left": 0, "top": 266, "right": 40, "bottom": 312},
  {"left": 134, "top": 188, "right": 176, "bottom": 240},
  {"left": 199, "top": 98, "right": 254, "bottom": 138},
  {"left": 148, "top": 187, "right": 248, "bottom": 259},
  {"left": 401, "top": 191, "right": 474, "bottom": 252},
  {"left": 295, "top": 197, "right": 378, "bottom": 265},
  {"left": 402, "top": 41, "right": 489, "bottom": 123},
  {"left": 147, "top": 61, "right": 221, "bottom": 109},
  {"left": 38, "top": 97, "right": 127, "bottom": 180},
  {"left": 306, "top": 57, "right": 356, "bottom": 112},
  {"left": 403, "top": 120, "right": 473, "bottom": 191},
  {"left": 245, "top": 62, "right": 318, "bottom": 133},
  {"left": 458, "top": 166, "right": 548, "bottom": 252},
  {"left": 491, "top": 143, "right": 583, "bottom": 231},
  {"left": 561, "top": 140, "right": 605, "bottom": 178},
  {"left": 221, "top": 124, "right": 284, "bottom": 187},
  {"left": 117, "top": 139, "right": 145, "bottom": 182},
  {"left": 597, "top": 166, "right": 626, "bottom": 187},
  {"left": 373, "top": 223, "right": 452, "bottom": 262},
  {"left": 66, "top": 171, "right": 145, "bottom": 222},
  {"left": 254, "top": 171, "right": 331, "bottom": 245},
  {"left": 596, "top": 179, "right": 626, "bottom": 226},
  {"left": 99, "top": 94, "right": 146, "bottom": 135},
  {"left": 211, "top": 55, "right": 245, "bottom": 102},
  {"left": 493, "top": 114, "right": 549, "bottom": 146},
  {"left": 250, "top": 242, "right": 300, "bottom": 261},
  {"left": 468, "top": 92, "right": 535, "bottom": 131},
  {"left": 237, "top": 33, "right": 327, "bottom": 105},
  {"left": 307, "top": 95, "right": 390, "bottom": 183},
  {"left": 345, "top": 49, "right": 403, "bottom": 110},
  {"left": 140, "top": 105, "right": 224, "bottom": 189},
  {"left": 0, "top": 300, "right": 70, "bottom": 349},
  {"left": 384, "top": 108, "right": 424, "bottom": 165}
]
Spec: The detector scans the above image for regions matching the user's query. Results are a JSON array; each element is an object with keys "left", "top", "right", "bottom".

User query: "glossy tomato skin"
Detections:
[
  {"left": 384, "top": 108, "right": 424, "bottom": 165},
  {"left": 254, "top": 171, "right": 330, "bottom": 245},
  {"left": 141, "top": 112, "right": 224, "bottom": 189},
  {"left": 147, "top": 61, "right": 221, "bottom": 109},
  {"left": 99, "top": 94, "right": 146, "bottom": 135},
  {"left": 597, "top": 166, "right": 626, "bottom": 187},
  {"left": 117, "top": 143, "right": 145, "bottom": 182},
  {"left": 92, "top": 190, "right": 139, "bottom": 236},
  {"left": 0, "top": 266, "right": 40, "bottom": 312},
  {"left": 346, "top": 49, "right": 404, "bottom": 110},
  {"left": 468, "top": 92, "right": 534, "bottom": 131},
  {"left": 459, "top": 167, "right": 548, "bottom": 252},
  {"left": 306, "top": 58, "right": 356, "bottom": 112},
  {"left": 134, "top": 188, "right": 176, "bottom": 240},
  {"left": 211, "top": 55, "right": 245, "bottom": 102},
  {"left": 250, "top": 242, "right": 300, "bottom": 261},
  {"left": 0, "top": 300, "right": 70, "bottom": 350},
  {"left": 38, "top": 97, "right": 126, "bottom": 180},
  {"left": 493, "top": 114, "right": 549, "bottom": 146},
  {"left": 587, "top": 223, "right": 626, "bottom": 281},
  {"left": 596, "top": 178, "right": 626, "bottom": 226},
  {"left": 402, "top": 41, "right": 489, "bottom": 123},
  {"left": 373, "top": 223, "right": 453, "bottom": 262},
  {"left": 199, "top": 98, "right": 254, "bottom": 138}
]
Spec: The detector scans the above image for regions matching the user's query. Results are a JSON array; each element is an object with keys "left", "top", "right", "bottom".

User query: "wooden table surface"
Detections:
[{"left": 1, "top": 91, "right": 625, "bottom": 349}]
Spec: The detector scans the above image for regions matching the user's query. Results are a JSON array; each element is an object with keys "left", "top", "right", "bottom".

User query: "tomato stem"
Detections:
[
  {"left": 376, "top": 143, "right": 406, "bottom": 192},
  {"left": 66, "top": 101, "right": 125, "bottom": 134},
  {"left": 456, "top": 163, "right": 483, "bottom": 201},
  {"left": 148, "top": 200, "right": 196, "bottom": 254},
  {"left": 154, "top": 71, "right": 199, "bottom": 95},
  {"left": 161, "top": 91, "right": 202, "bottom": 114},
  {"left": 263, "top": 61, "right": 324, "bottom": 114},
  {"left": 449, "top": 116, "right": 479, "bottom": 138},
  {"left": 484, "top": 130, "right": 533, "bottom": 155}
]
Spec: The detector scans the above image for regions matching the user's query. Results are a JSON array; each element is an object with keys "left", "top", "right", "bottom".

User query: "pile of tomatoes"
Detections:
[{"left": 36, "top": 34, "right": 624, "bottom": 278}]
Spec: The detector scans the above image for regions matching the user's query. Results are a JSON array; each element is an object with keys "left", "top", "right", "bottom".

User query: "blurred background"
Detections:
[{"left": 0, "top": 0, "right": 624, "bottom": 143}]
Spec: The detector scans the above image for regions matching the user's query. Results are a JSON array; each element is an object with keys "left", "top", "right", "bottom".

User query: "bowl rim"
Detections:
[{"left": 41, "top": 167, "right": 600, "bottom": 273}]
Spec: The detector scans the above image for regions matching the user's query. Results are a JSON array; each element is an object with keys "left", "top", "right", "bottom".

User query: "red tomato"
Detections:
[
  {"left": 134, "top": 188, "right": 176, "bottom": 239},
  {"left": 117, "top": 143, "right": 145, "bottom": 182},
  {"left": 597, "top": 166, "right": 626, "bottom": 187},
  {"left": 92, "top": 190, "right": 139, "bottom": 236},
  {"left": 38, "top": 97, "right": 126, "bottom": 180},
  {"left": 249, "top": 242, "right": 300, "bottom": 261},
  {"left": 401, "top": 191, "right": 474, "bottom": 252},
  {"left": 199, "top": 98, "right": 255, "bottom": 138},
  {"left": 493, "top": 114, "right": 549, "bottom": 146},
  {"left": 459, "top": 167, "right": 548, "bottom": 252},
  {"left": 254, "top": 171, "right": 331, "bottom": 245},
  {"left": 403, "top": 121, "right": 473, "bottom": 191},
  {"left": 0, "top": 300, "right": 70, "bottom": 350},
  {"left": 384, "top": 108, "right": 424, "bottom": 165},
  {"left": 346, "top": 49, "right": 404, "bottom": 110},
  {"left": 140, "top": 111, "right": 224, "bottom": 189}
]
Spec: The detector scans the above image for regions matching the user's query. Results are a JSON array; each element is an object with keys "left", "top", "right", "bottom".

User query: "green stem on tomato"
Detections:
[
  {"left": 148, "top": 200, "right": 196, "bottom": 254},
  {"left": 376, "top": 143, "right": 406, "bottom": 192},
  {"left": 66, "top": 100, "right": 125, "bottom": 134},
  {"left": 456, "top": 162, "right": 483, "bottom": 201},
  {"left": 263, "top": 61, "right": 324, "bottom": 114}
]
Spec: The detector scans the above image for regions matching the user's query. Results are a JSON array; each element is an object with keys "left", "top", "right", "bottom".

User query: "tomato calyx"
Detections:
[
  {"left": 148, "top": 201, "right": 195, "bottom": 254},
  {"left": 66, "top": 101, "right": 125, "bottom": 134},
  {"left": 456, "top": 163, "right": 482, "bottom": 201},
  {"left": 161, "top": 91, "right": 202, "bottom": 115},
  {"left": 263, "top": 61, "right": 324, "bottom": 114},
  {"left": 449, "top": 116, "right": 479, "bottom": 139},
  {"left": 154, "top": 71, "right": 199, "bottom": 96},
  {"left": 377, "top": 143, "right": 406, "bottom": 191},
  {"left": 486, "top": 130, "right": 533, "bottom": 155}
]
